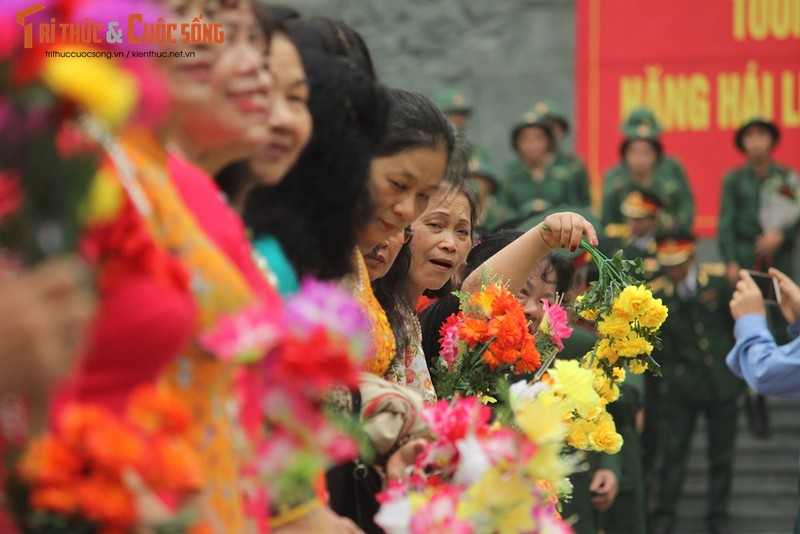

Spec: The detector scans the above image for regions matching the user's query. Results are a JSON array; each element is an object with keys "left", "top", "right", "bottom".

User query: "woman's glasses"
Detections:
[{"left": 388, "top": 226, "right": 414, "bottom": 244}]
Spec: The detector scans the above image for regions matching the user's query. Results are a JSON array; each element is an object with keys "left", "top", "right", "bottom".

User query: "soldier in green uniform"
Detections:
[
  {"left": 718, "top": 117, "right": 800, "bottom": 437},
  {"left": 603, "top": 187, "right": 662, "bottom": 280},
  {"left": 499, "top": 109, "right": 578, "bottom": 225},
  {"left": 533, "top": 99, "right": 592, "bottom": 207},
  {"left": 433, "top": 88, "right": 473, "bottom": 133},
  {"left": 466, "top": 148, "right": 510, "bottom": 235},
  {"left": 649, "top": 235, "right": 743, "bottom": 534},
  {"left": 602, "top": 107, "right": 695, "bottom": 235}
]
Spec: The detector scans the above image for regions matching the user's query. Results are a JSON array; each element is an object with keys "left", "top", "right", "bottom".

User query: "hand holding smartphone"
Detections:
[{"left": 745, "top": 270, "right": 782, "bottom": 305}]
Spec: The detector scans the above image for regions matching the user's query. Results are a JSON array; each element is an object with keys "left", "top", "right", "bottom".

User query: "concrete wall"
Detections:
[{"left": 285, "top": 0, "right": 576, "bottom": 178}]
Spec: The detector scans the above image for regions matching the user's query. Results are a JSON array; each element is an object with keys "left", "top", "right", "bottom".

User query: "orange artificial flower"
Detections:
[
  {"left": 17, "top": 435, "right": 82, "bottom": 486},
  {"left": 76, "top": 474, "right": 137, "bottom": 529},
  {"left": 515, "top": 338, "right": 542, "bottom": 374},
  {"left": 30, "top": 485, "right": 78, "bottom": 515},
  {"left": 487, "top": 314, "right": 526, "bottom": 349},
  {"left": 141, "top": 436, "right": 204, "bottom": 493},
  {"left": 59, "top": 405, "right": 114, "bottom": 448},
  {"left": 481, "top": 348, "right": 501, "bottom": 371},
  {"left": 459, "top": 317, "right": 490, "bottom": 346},
  {"left": 83, "top": 418, "right": 146, "bottom": 473},
  {"left": 127, "top": 385, "right": 193, "bottom": 437},
  {"left": 490, "top": 288, "right": 520, "bottom": 317}
]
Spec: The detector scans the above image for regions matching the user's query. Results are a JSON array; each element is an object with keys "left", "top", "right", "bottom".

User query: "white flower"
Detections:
[
  {"left": 374, "top": 492, "right": 412, "bottom": 534},
  {"left": 509, "top": 379, "right": 549, "bottom": 411},
  {"left": 453, "top": 434, "right": 491, "bottom": 485}
]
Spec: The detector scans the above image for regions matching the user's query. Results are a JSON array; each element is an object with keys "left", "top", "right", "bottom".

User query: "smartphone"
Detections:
[{"left": 746, "top": 270, "right": 782, "bottom": 305}]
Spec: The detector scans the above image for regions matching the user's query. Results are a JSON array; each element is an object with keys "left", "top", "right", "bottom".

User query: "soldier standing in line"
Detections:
[
  {"left": 602, "top": 107, "right": 695, "bottom": 236},
  {"left": 465, "top": 149, "right": 508, "bottom": 236},
  {"left": 649, "top": 235, "right": 743, "bottom": 534},
  {"left": 602, "top": 187, "right": 662, "bottom": 280},
  {"left": 534, "top": 99, "right": 592, "bottom": 207},
  {"left": 432, "top": 88, "right": 474, "bottom": 134},
  {"left": 498, "top": 109, "right": 578, "bottom": 225},
  {"left": 718, "top": 117, "right": 800, "bottom": 439}
]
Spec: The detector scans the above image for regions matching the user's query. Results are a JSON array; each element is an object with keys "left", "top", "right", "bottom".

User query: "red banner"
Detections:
[{"left": 576, "top": 0, "right": 800, "bottom": 237}]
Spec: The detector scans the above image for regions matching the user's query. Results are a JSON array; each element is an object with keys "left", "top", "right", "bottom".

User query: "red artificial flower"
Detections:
[
  {"left": 0, "top": 170, "right": 24, "bottom": 220},
  {"left": 55, "top": 122, "right": 99, "bottom": 158},
  {"left": 273, "top": 327, "right": 360, "bottom": 392}
]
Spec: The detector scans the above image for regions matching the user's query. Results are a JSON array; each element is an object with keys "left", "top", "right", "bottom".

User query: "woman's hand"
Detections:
[
  {"left": 0, "top": 256, "right": 94, "bottom": 394},
  {"left": 537, "top": 212, "right": 599, "bottom": 252}
]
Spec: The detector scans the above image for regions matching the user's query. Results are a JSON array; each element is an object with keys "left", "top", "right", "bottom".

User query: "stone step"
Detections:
[
  {"left": 651, "top": 397, "right": 799, "bottom": 531},
  {"left": 673, "top": 495, "right": 797, "bottom": 518},
  {"left": 673, "top": 518, "right": 793, "bottom": 534}
]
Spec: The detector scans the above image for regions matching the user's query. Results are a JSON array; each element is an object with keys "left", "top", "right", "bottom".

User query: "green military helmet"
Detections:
[
  {"left": 510, "top": 108, "right": 553, "bottom": 151},
  {"left": 533, "top": 99, "right": 570, "bottom": 134},
  {"left": 433, "top": 89, "right": 472, "bottom": 116},
  {"left": 467, "top": 148, "right": 499, "bottom": 193},
  {"left": 735, "top": 116, "right": 780, "bottom": 152},
  {"left": 621, "top": 107, "right": 663, "bottom": 140}
]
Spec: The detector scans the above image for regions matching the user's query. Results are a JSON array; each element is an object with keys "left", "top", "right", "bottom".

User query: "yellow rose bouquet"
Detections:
[{"left": 572, "top": 240, "right": 669, "bottom": 377}]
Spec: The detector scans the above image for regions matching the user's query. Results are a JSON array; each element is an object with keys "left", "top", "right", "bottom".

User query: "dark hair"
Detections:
[
  {"left": 462, "top": 229, "right": 522, "bottom": 280},
  {"left": 259, "top": 3, "right": 299, "bottom": 24},
  {"left": 281, "top": 17, "right": 377, "bottom": 80},
  {"left": 373, "top": 181, "right": 481, "bottom": 357},
  {"left": 243, "top": 54, "right": 389, "bottom": 280},
  {"left": 378, "top": 88, "right": 456, "bottom": 164},
  {"left": 620, "top": 137, "right": 663, "bottom": 161},
  {"left": 539, "top": 252, "right": 574, "bottom": 299},
  {"left": 511, "top": 123, "right": 554, "bottom": 153}
]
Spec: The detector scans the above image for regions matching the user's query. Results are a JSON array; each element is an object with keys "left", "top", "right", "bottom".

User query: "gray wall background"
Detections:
[{"left": 287, "top": 0, "right": 576, "bottom": 177}]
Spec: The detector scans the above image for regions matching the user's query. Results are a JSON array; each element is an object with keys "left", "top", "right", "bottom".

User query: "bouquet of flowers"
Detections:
[
  {"left": 509, "top": 361, "right": 623, "bottom": 455},
  {"left": 0, "top": 1, "right": 138, "bottom": 265},
  {"left": 435, "top": 283, "right": 541, "bottom": 399},
  {"left": 8, "top": 385, "right": 207, "bottom": 533},
  {"left": 200, "top": 278, "right": 371, "bottom": 510},
  {"left": 572, "top": 239, "right": 669, "bottom": 377},
  {"left": 374, "top": 396, "right": 574, "bottom": 534}
]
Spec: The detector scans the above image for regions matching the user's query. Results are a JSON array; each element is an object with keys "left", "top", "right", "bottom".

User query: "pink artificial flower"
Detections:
[
  {"left": 439, "top": 323, "right": 460, "bottom": 370},
  {"left": 533, "top": 503, "right": 573, "bottom": 534},
  {"left": 409, "top": 486, "right": 473, "bottom": 534},
  {"left": 0, "top": 16, "right": 19, "bottom": 61},
  {"left": 542, "top": 300, "right": 573, "bottom": 350},
  {"left": 421, "top": 397, "right": 492, "bottom": 444},
  {"left": 198, "top": 302, "right": 284, "bottom": 362}
]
